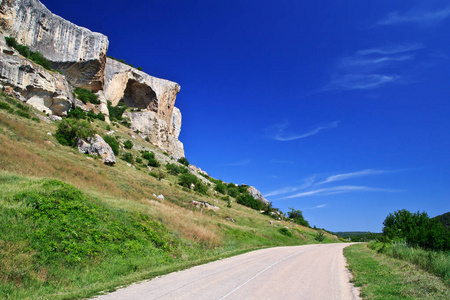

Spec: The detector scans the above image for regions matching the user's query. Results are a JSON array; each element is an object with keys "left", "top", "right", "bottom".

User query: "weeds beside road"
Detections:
[{"left": 344, "top": 243, "right": 450, "bottom": 299}]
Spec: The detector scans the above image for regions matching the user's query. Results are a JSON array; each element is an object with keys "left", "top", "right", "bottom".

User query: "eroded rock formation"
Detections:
[
  {"left": 0, "top": 0, "right": 109, "bottom": 91},
  {"left": 105, "top": 58, "right": 184, "bottom": 157},
  {"left": 0, "top": 33, "right": 73, "bottom": 115}
]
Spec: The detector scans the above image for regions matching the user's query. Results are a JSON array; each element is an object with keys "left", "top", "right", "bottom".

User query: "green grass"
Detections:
[
  {"left": 344, "top": 243, "right": 450, "bottom": 299},
  {"left": 369, "top": 241, "right": 450, "bottom": 286}
]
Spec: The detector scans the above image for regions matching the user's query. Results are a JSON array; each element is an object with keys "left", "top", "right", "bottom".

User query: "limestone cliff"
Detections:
[
  {"left": 0, "top": 0, "right": 184, "bottom": 157},
  {"left": 105, "top": 58, "right": 184, "bottom": 157},
  {"left": 0, "top": 0, "right": 109, "bottom": 91},
  {"left": 0, "top": 33, "right": 73, "bottom": 115}
]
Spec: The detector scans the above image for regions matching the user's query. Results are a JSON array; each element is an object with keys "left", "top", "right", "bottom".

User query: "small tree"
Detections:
[
  {"left": 55, "top": 119, "right": 96, "bottom": 147},
  {"left": 288, "top": 207, "right": 310, "bottom": 227},
  {"left": 123, "top": 140, "right": 133, "bottom": 149},
  {"left": 177, "top": 157, "right": 189, "bottom": 166},
  {"left": 315, "top": 230, "right": 325, "bottom": 242}
]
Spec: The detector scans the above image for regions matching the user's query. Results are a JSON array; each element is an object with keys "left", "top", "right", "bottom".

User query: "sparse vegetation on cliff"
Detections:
[{"left": 5, "top": 36, "right": 53, "bottom": 71}]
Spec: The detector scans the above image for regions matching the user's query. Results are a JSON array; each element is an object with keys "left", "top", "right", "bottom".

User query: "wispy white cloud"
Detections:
[
  {"left": 281, "top": 185, "right": 400, "bottom": 199},
  {"left": 265, "top": 176, "right": 316, "bottom": 197},
  {"left": 266, "top": 120, "right": 339, "bottom": 141},
  {"left": 326, "top": 74, "right": 399, "bottom": 91},
  {"left": 303, "top": 204, "right": 328, "bottom": 210},
  {"left": 378, "top": 7, "right": 450, "bottom": 26},
  {"left": 341, "top": 55, "right": 414, "bottom": 68},
  {"left": 318, "top": 169, "right": 391, "bottom": 185},
  {"left": 223, "top": 159, "right": 251, "bottom": 167},
  {"left": 356, "top": 44, "right": 424, "bottom": 56}
]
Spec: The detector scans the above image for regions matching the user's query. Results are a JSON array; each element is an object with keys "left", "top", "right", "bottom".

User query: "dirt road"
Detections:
[{"left": 94, "top": 243, "right": 360, "bottom": 300}]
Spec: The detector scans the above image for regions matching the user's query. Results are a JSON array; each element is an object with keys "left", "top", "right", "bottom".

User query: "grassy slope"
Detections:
[
  {"left": 344, "top": 244, "right": 450, "bottom": 299},
  {"left": 0, "top": 94, "right": 341, "bottom": 299}
]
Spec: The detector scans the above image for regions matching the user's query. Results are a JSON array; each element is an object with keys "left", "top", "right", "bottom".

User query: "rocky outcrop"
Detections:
[
  {"left": 105, "top": 58, "right": 184, "bottom": 157},
  {"left": 77, "top": 134, "right": 116, "bottom": 165},
  {"left": 0, "top": 0, "right": 109, "bottom": 91},
  {"left": 124, "top": 110, "right": 184, "bottom": 158},
  {"left": 247, "top": 186, "right": 270, "bottom": 206},
  {"left": 0, "top": 34, "right": 73, "bottom": 115}
]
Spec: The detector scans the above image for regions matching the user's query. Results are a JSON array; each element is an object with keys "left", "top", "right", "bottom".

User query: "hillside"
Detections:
[
  {"left": 0, "top": 92, "right": 340, "bottom": 299},
  {"left": 434, "top": 212, "right": 450, "bottom": 229}
]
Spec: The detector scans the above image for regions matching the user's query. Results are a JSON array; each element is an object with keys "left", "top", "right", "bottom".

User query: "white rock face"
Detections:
[
  {"left": 0, "top": 34, "right": 73, "bottom": 115},
  {"left": 0, "top": 0, "right": 109, "bottom": 91},
  {"left": 125, "top": 111, "right": 184, "bottom": 158},
  {"left": 105, "top": 58, "right": 184, "bottom": 157},
  {"left": 247, "top": 186, "right": 270, "bottom": 206}
]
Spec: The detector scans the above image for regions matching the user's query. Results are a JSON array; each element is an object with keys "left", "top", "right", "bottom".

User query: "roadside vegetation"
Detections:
[
  {"left": 0, "top": 91, "right": 340, "bottom": 299},
  {"left": 344, "top": 209, "right": 450, "bottom": 298},
  {"left": 345, "top": 244, "right": 450, "bottom": 299}
]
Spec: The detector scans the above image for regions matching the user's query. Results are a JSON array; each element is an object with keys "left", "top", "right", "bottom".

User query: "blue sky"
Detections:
[{"left": 43, "top": 0, "right": 450, "bottom": 232}]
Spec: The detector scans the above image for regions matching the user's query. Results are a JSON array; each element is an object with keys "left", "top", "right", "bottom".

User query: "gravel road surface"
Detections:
[{"left": 94, "top": 243, "right": 360, "bottom": 300}]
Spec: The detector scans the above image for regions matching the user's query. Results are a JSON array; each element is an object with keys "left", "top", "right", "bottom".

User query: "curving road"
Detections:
[{"left": 94, "top": 243, "right": 360, "bottom": 300}]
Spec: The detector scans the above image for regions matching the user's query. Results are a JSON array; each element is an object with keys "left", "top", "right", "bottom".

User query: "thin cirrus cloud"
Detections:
[
  {"left": 378, "top": 7, "right": 450, "bottom": 26},
  {"left": 280, "top": 185, "right": 400, "bottom": 200},
  {"left": 303, "top": 204, "right": 328, "bottom": 210},
  {"left": 266, "top": 120, "right": 339, "bottom": 141},
  {"left": 321, "top": 43, "right": 424, "bottom": 92},
  {"left": 326, "top": 74, "right": 399, "bottom": 91},
  {"left": 318, "top": 169, "right": 391, "bottom": 185},
  {"left": 264, "top": 176, "right": 316, "bottom": 198},
  {"left": 356, "top": 44, "right": 424, "bottom": 56}
]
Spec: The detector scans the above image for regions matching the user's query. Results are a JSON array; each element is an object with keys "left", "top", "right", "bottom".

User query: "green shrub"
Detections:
[
  {"left": 0, "top": 102, "right": 12, "bottom": 111},
  {"left": 214, "top": 182, "right": 227, "bottom": 194},
  {"left": 15, "top": 102, "right": 29, "bottom": 111},
  {"left": 279, "top": 228, "right": 293, "bottom": 237},
  {"left": 67, "top": 107, "right": 86, "bottom": 119},
  {"left": 103, "top": 135, "right": 119, "bottom": 155},
  {"left": 178, "top": 173, "right": 199, "bottom": 189},
  {"left": 194, "top": 183, "right": 209, "bottom": 195},
  {"left": 122, "top": 153, "right": 133, "bottom": 164},
  {"left": 30, "top": 51, "right": 52, "bottom": 70},
  {"left": 236, "top": 193, "right": 266, "bottom": 210},
  {"left": 166, "top": 163, "right": 187, "bottom": 175},
  {"left": 73, "top": 87, "right": 99, "bottom": 104},
  {"left": 288, "top": 207, "right": 310, "bottom": 227},
  {"left": 106, "top": 125, "right": 111, "bottom": 131},
  {"left": 145, "top": 136, "right": 150, "bottom": 142},
  {"left": 55, "top": 119, "right": 96, "bottom": 147},
  {"left": 107, "top": 104, "right": 127, "bottom": 121},
  {"left": 177, "top": 157, "right": 189, "bottom": 166},
  {"left": 123, "top": 140, "right": 133, "bottom": 149},
  {"left": 96, "top": 112, "right": 105, "bottom": 121},
  {"left": 315, "top": 230, "right": 325, "bottom": 242},
  {"left": 15, "top": 110, "right": 31, "bottom": 119},
  {"left": 5, "top": 36, "right": 17, "bottom": 48}
]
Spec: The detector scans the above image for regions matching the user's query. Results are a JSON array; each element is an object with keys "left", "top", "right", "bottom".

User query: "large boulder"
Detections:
[
  {"left": 76, "top": 134, "right": 116, "bottom": 165},
  {"left": 0, "top": 33, "right": 73, "bottom": 115},
  {"left": 247, "top": 186, "right": 270, "bottom": 206},
  {"left": 0, "top": 0, "right": 109, "bottom": 91}
]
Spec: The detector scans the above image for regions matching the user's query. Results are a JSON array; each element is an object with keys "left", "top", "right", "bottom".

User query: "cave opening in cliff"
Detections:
[{"left": 122, "top": 79, "right": 158, "bottom": 111}]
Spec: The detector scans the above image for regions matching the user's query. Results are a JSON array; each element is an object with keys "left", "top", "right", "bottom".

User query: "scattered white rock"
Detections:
[
  {"left": 157, "top": 194, "right": 164, "bottom": 201},
  {"left": 46, "top": 132, "right": 52, "bottom": 136}
]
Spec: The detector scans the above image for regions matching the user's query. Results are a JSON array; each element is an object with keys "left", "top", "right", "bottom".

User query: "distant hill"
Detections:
[
  {"left": 332, "top": 231, "right": 382, "bottom": 242},
  {"left": 433, "top": 212, "right": 450, "bottom": 228}
]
